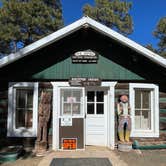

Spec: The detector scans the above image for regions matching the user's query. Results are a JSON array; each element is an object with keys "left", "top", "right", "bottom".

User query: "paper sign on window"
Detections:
[
  {"left": 67, "top": 97, "right": 76, "bottom": 103},
  {"left": 61, "top": 117, "right": 72, "bottom": 126}
]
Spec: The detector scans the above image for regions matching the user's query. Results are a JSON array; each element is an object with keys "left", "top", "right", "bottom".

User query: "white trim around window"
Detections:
[
  {"left": 7, "top": 82, "right": 38, "bottom": 137},
  {"left": 129, "top": 83, "right": 159, "bottom": 137}
]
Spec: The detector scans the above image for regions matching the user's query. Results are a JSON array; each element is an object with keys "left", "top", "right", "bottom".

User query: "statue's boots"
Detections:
[
  {"left": 118, "top": 131, "right": 125, "bottom": 142},
  {"left": 125, "top": 131, "right": 130, "bottom": 142}
]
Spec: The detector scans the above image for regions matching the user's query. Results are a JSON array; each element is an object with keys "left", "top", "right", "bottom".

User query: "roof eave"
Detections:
[{"left": 0, "top": 16, "right": 166, "bottom": 69}]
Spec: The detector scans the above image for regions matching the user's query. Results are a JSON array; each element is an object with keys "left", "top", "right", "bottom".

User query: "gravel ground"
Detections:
[
  {"left": 114, "top": 149, "right": 166, "bottom": 166},
  {"left": 1, "top": 149, "right": 166, "bottom": 166}
]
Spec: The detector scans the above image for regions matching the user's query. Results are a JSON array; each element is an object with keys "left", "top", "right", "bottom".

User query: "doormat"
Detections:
[{"left": 50, "top": 158, "right": 112, "bottom": 166}]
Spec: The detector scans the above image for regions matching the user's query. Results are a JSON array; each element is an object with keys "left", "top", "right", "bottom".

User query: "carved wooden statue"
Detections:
[
  {"left": 117, "top": 94, "right": 131, "bottom": 142},
  {"left": 35, "top": 91, "right": 51, "bottom": 155}
]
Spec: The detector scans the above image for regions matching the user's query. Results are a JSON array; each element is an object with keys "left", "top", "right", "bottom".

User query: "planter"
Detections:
[{"left": 0, "top": 146, "right": 23, "bottom": 163}]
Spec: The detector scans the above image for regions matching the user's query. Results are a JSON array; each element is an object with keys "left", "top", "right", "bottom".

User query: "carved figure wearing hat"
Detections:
[{"left": 117, "top": 94, "right": 131, "bottom": 142}]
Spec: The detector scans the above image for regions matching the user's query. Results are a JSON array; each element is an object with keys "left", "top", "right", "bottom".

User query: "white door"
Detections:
[{"left": 85, "top": 89, "right": 108, "bottom": 146}]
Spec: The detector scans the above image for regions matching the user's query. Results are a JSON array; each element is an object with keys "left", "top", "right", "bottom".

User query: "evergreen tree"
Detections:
[
  {"left": 0, "top": 0, "right": 63, "bottom": 54},
  {"left": 83, "top": 0, "right": 133, "bottom": 35},
  {"left": 153, "top": 17, "right": 166, "bottom": 57}
]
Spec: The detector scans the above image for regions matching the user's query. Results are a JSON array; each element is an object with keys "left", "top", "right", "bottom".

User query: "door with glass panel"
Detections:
[
  {"left": 59, "top": 88, "right": 85, "bottom": 149},
  {"left": 85, "top": 88, "right": 108, "bottom": 146}
]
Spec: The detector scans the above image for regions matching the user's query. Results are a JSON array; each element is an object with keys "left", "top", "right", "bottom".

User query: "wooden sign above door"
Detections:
[
  {"left": 69, "top": 77, "right": 101, "bottom": 86},
  {"left": 72, "top": 50, "right": 98, "bottom": 63}
]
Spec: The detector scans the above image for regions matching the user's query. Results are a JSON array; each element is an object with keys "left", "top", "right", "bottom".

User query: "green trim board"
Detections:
[
  {"left": 160, "top": 98, "right": 166, "bottom": 103},
  {"left": 32, "top": 55, "right": 143, "bottom": 80},
  {"left": 160, "top": 109, "right": 166, "bottom": 114},
  {"left": 160, "top": 117, "right": 166, "bottom": 122}
]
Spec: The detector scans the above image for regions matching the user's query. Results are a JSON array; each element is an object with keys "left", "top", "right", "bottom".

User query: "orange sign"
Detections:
[{"left": 62, "top": 138, "right": 77, "bottom": 150}]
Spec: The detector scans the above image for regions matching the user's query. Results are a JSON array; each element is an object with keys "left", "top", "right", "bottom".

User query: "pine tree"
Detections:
[
  {"left": 153, "top": 17, "right": 166, "bottom": 57},
  {"left": 83, "top": 0, "right": 133, "bottom": 35},
  {"left": 0, "top": 0, "right": 63, "bottom": 54}
]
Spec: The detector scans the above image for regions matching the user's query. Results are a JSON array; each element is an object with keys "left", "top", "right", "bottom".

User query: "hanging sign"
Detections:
[
  {"left": 69, "top": 77, "right": 101, "bottom": 86},
  {"left": 62, "top": 138, "right": 77, "bottom": 150},
  {"left": 72, "top": 49, "right": 98, "bottom": 63},
  {"left": 61, "top": 117, "right": 72, "bottom": 126}
]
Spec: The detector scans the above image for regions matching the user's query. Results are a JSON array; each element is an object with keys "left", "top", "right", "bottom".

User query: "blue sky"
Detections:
[{"left": 61, "top": 0, "right": 166, "bottom": 48}]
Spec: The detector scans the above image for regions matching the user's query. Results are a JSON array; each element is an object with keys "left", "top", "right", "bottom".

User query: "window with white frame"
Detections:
[
  {"left": 60, "top": 88, "right": 84, "bottom": 117},
  {"left": 87, "top": 91, "right": 104, "bottom": 115},
  {"left": 129, "top": 83, "right": 159, "bottom": 137},
  {"left": 8, "top": 82, "right": 38, "bottom": 137}
]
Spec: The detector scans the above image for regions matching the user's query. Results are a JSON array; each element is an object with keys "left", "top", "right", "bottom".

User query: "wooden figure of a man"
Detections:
[{"left": 37, "top": 91, "right": 51, "bottom": 143}]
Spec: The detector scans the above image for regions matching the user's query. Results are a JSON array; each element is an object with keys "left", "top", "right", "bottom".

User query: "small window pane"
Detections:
[
  {"left": 142, "top": 91, "right": 150, "bottom": 109},
  {"left": 97, "top": 91, "right": 104, "bottom": 102},
  {"left": 97, "top": 103, "right": 104, "bottom": 114},
  {"left": 142, "top": 110, "right": 151, "bottom": 129},
  {"left": 16, "top": 90, "right": 26, "bottom": 108},
  {"left": 25, "top": 110, "right": 33, "bottom": 128},
  {"left": 135, "top": 90, "right": 141, "bottom": 109},
  {"left": 27, "top": 90, "right": 33, "bottom": 108},
  {"left": 63, "top": 103, "right": 71, "bottom": 115},
  {"left": 72, "top": 103, "right": 81, "bottom": 115},
  {"left": 16, "top": 109, "right": 25, "bottom": 128},
  {"left": 135, "top": 109, "right": 141, "bottom": 129},
  {"left": 87, "top": 103, "right": 94, "bottom": 114},
  {"left": 73, "top": 90, "right": 81, "bottom": 102},
  {"left": 63, "top": 90, "right": 71, "bottom": 102},
  {"left": 87, "top": 91, "right": 95, "bottom": 102}
]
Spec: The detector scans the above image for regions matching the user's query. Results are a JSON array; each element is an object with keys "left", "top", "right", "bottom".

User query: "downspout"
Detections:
[{"left": 133, "top": 140, "right": 166, "bottom": 150}]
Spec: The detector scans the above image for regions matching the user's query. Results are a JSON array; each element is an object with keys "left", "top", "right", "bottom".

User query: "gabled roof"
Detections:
[{"left": 0, "top": 16, "right": 166, "bottom": 69}]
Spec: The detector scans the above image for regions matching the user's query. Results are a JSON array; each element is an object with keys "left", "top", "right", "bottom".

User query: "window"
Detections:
[
  {"left": 129, "top": 83, "right": 159, "bottom": 137},
  {"left": 8, "top": 82, "right": 38, "bottom": 137},
  {"left": 15, "top": 89, "right": 33, "bottom": 128},
  {"left": 87, "top": 91, "right": 104, "bottom": 115},
  {"left": 60, "top": 89, "right": 83, "bottom": 117}
]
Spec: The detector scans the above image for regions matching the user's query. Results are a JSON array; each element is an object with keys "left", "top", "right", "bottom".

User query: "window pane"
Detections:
[
  {"left": 87, "top": 103, "right": 94, "bottom": 114},
  {"left": 135, "top": 109, "right": 141, "bottom": 129},
  {"left": 142, "top": 91, "right": 150, "bottom": 109},
  {"left": 27, "top": 90, "right": 33, "bottom": 108},
  {"left": 73, "top": 90, "right": 81, "bottom": 102},
  {"left": 142, "top": 110, "right": 151, "bottom": 129},
  {"left": 63, "top": 103, "right": 71, "bottom": 115},
  {"left": 72, "top": 103, "right": 81, "bottom": 115},
  {"left": 87, "top": 91, "right": 95, "bottom": 102},
  {"left": 63, "top": 90, "right": 71, "bottom": 102},
  {"left": 25, "top": 110, "right": 33, "bottom": 128},
  {"left": 96, "top": 91, "right": 104, "bottom": 102},
  {"left": 135, "top": 90, "right": 141, "bottom": 109},
  {"left": 16, "top": 90, "right": 26, "bottom": 108},
  {"left": 15, "top": 109, "right": 25, "bottom": 128},
  {"left": 97, "top": 103, "right": 104, "bottom": 114}
]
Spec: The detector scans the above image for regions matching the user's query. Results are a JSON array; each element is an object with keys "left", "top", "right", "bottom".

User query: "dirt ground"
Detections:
[
  {"left": 1, "top": 149, "right": 166, "bottom": 166},
  {"left": 0, "top": 151, "right": 43, "bottom": 166},
  {"left": 114, "top": 149, "right": 166, "bottom": 166}
]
